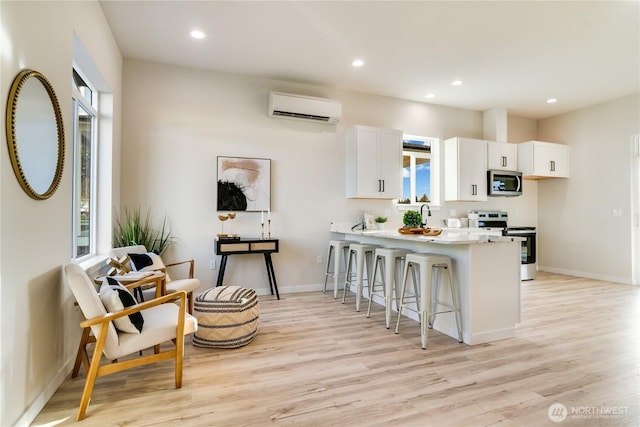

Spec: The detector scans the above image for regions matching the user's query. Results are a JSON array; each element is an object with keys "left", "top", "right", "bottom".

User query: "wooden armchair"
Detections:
[
  {"left": 64, "top": 263, "right": 198, "bottom": 420},
  {"left": 109, "top": 245, "right": 200, "bottom": 313}
]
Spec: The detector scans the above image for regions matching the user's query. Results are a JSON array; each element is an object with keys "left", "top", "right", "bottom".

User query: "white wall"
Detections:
[
  {"left": 0, "top": 2, "right": 122, "bottom": 425},
  {"left": 537, "top": 94, "right": 640, "bottom": 283},
  {"left": 121, "top": 59, "right": 539, "bottom": 295},
  {"left": 0, "top": 3, "right": 634, "bottom": 424}
]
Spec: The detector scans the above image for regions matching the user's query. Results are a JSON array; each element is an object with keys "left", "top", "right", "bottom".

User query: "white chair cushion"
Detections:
[
  {"left": 167, "top": 278, "right": 201, "bottom": 294},
  {"left": 136, "top": 278, "right": 201, "bottom": 302},
  {"left": 110, "top": 304, "right": 198, "bottom": 360}
]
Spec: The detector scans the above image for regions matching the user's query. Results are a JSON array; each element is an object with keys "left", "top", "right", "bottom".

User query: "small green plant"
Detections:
[
  {"left": 402, "top": 210, "right": 423, "bottom": 228},
  {"left": 113, "top": 207, "right": 173, "bottom": 256},
  {"left": 375, "top": 216, "right": 388, "bottom": 223}
]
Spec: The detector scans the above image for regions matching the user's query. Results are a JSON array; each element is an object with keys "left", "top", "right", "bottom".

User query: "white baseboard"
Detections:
[
  {"left": 538, "top": 266, "right": 635, "bottom": 286},
  {"left": 16, "top": 358, "right": 74, "bottom": 427},
  {"left": 252, "top": 283, "right": 325, "bottom": 296},
  {"left": 468, "top": 327, "right": 516, "bottom": 345}
]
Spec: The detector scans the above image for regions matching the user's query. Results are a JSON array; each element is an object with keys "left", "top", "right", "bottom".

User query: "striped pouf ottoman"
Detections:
[{"left": 193, "top": 286, "right": 259, "bottom": 348}]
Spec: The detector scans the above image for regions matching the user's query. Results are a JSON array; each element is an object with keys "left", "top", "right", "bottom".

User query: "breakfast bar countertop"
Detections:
[
  {"left": 331, "top": 224, "right": 523, "bottom": 245},
  {"left": 329, "top": 223, "right": 522, "bottom": 346}
]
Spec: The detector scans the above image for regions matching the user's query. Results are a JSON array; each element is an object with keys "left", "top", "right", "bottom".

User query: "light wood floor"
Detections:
[{"left": 32, "top": 272, "right": 639, "bottom": 426}]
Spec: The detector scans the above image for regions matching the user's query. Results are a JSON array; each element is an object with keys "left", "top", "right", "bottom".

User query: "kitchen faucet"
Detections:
[{"left": 420, "top": 203, "right": 431, "bottom": 227}]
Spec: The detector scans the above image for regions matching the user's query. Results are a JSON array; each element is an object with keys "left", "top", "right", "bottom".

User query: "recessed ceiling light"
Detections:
[
  {"left": 546, "top": 98, "right": 558, "bottom": 104},
  {"left": 352, "top": 59, "right": 364, "bottom": 67},
  {"left": 425, "top": 93, "right": 435, "bottom": 99},
  {"left": 451, "top": 80, "right": 463, "bottom": 86},
  {"left": 190, "top": 30, "right": 206, "bottom": 39}
]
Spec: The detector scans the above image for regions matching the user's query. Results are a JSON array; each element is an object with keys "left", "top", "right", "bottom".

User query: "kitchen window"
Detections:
[{"left": 398, "top": 135, "right": 440, "bottom": 206}]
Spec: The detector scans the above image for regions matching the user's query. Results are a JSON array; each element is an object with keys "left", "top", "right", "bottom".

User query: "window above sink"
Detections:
[{"left": 397, "top": 135, "right": 441, "bottom": 208}]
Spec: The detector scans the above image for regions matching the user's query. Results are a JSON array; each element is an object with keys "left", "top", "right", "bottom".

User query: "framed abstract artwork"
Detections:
[{"left": 217, "top": 156, "right": 271, "bottom": 211}]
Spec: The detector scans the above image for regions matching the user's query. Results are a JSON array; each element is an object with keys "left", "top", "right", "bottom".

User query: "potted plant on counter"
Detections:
[
  {"left": 399, "top": 210, "right": 423, "bottom": 234},
  {"left": 375, "top": 216, "right": 388, "bottom": 230}
]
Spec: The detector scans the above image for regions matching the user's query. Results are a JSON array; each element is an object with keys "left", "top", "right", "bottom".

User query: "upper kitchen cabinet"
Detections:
[
  {"left": 444, "top": 137, "right": 488, "bottom": 201},
  {"left": 346, "top": 125, "right": 402, "bottom": 199},
  {"left": 518, "top": 140, "right": 570, "bottom": 179},
  {"left": 487, "top": 141, "right": 518, "bottom": 171}
]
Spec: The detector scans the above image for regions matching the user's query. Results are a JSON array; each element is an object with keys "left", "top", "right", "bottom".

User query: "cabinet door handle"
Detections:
[
  {"left": 502, "top": 156, "right": 507, "bottom": 167},
  {"left": 381, "top": 180, "right": 385, "bottom": 192},
  {"left": 377, "top": 180, "right": 382, "bottom": 192},
  {"left": 471, "top": 184, "right": 477, "bottom": 195},
  {"left": 550, "top": 160, "right": 556, "bottom": 172}
]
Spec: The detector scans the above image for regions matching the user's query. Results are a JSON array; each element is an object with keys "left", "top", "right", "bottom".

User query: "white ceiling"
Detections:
[{"left": 99, "top": 0, "right": 639, "bottom": 119}]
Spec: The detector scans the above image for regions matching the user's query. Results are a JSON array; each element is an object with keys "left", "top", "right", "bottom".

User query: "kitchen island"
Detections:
[{"left": 331, "top": 226, "right": 522, "bottom": 345}]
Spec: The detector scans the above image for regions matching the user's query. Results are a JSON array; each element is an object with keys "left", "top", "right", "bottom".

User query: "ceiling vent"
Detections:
[{"left": 268, "top": 91, "right": 341, "bottom": 124}]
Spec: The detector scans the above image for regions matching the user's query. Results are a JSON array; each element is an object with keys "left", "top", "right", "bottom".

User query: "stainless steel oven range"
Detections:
[
  {"left": 503, "top": 226, "right": 537, "bottom": 280},
  {"left": 470, "top": 211, "right": 537, "bottom": 281}
]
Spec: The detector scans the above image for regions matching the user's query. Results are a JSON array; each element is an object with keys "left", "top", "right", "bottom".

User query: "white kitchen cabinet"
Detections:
[
  {"left": 487, "top": 141, "right": 518, "bottom": 171},
  {"left": 346, "top": 125, "right": 402, "bottom": 199},
  {"left": 444, "top": 137, "right": 487, "bottom": 201},
  {"left": 518, "top": 140, "right": 570, "bottom": 178}
]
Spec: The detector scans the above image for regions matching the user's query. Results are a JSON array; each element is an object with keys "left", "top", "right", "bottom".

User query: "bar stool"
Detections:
[
  {"left": 395, "top": 253, "right": 463, "bottom": 349},
  {"left": 341, "top": 243, "right": 379, "bottom": 312},
  {"left": 366, "top": 248, "right": 410, "bottom": 328},
  {"left": 322, "top": 240, "right": 355, "bottom": 298}
]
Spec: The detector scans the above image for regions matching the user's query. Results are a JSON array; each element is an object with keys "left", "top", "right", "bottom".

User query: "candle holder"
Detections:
[
  {"left": 268, "top": 219, "right": 271, "bottom": 239},
  {"left": 261, "top": 222, "right": 265, "bottom": 240},
  {"left": 227, "top": 212, "right": 237, "bottom": 237},
  {"left": 217, "top": 214, "right": 229, "bottom": 238}
]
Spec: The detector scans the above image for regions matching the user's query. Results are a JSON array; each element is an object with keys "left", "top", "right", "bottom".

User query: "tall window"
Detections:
[
  {"left": 399, "top": 135, "right": 439, "bottom": 205},
  {"left": 72, "top": 69, "right": 97, "bottom": 259}
]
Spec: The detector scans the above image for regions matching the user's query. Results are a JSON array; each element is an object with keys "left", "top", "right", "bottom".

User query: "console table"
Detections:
[{"left": 215, "top": 238, "right": 280, "bottom": 299}]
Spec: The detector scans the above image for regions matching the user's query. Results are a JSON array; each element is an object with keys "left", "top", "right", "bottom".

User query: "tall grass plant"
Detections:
[{"left": 113, "top": 207, "right": 173, "bottom": 255}]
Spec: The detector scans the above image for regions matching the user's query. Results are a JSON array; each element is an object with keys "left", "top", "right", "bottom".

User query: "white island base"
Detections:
[{"left": 333, "top": 230, "right": 521, "bottom": 346}]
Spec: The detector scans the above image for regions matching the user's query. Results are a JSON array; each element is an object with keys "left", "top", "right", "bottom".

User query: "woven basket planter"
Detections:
[{"left": 193, "top": 286, "right": 259, "bottom": 349}]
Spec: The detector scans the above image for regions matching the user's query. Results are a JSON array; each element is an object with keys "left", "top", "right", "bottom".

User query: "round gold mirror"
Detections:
[{"left": 5, "top": 69, "right": 65, "bottom": 200}]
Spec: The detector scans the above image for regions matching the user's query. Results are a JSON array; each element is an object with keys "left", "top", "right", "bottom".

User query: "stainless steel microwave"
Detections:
[{"left": 487, "top": 170, "right": 522, "bottom": 197}]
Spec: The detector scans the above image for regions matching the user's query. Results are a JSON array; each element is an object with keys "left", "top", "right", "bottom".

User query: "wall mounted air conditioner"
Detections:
[{"left": 268, "top": 91, "right": 342, "bottom": 124}]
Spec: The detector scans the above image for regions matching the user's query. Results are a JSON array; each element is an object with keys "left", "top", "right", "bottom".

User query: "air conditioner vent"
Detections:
[
  {"left": 268, "top": 91, "right": 341, "bottom": 124},
  {"left": 272, "top": 110, "right": 332, "bottom": 122}
]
